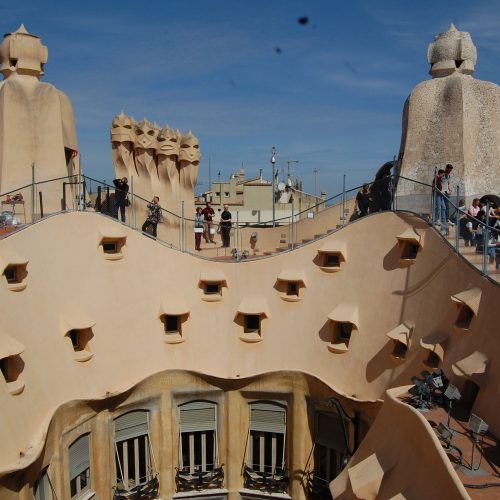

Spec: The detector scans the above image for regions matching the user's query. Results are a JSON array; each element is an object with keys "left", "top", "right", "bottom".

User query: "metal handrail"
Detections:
[
  {"left": 10, "top": 171, "right": 495, "bottom": 231},
  {"left": 2, "top": 173, "right": 498, "bottom": 233},
  {"left": 1, "top": 173, "right": 498, "bottom": 281}
]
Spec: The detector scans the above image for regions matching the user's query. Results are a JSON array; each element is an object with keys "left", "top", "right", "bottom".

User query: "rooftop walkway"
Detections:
[
  {"left": 1, "top": 207, "right": 499, "bottom": 285},
  {"left": 399, "top": 393, "right": 500, "bottom": 499},
  {"left": 444, "top": 226, "right": 499, "bottom": 282}
]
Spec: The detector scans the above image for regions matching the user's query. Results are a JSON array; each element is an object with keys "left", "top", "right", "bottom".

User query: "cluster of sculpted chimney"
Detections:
[{"left": 110, "top": 112, "right": 200, "bottom": 224}]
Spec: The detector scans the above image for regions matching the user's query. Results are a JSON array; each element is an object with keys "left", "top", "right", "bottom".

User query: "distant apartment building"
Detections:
[{"left": 196, "top": 169, "right": 326, "bottom": 224}]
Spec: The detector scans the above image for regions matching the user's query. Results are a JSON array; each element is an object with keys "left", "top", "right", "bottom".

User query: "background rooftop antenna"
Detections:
[
  {"left": 208, "top": 156, "right": 211, "bottom": 192},
  {"left": 457, "top": 414, "right": 489, "bottom": 475},
  {"left": 286, "top": 160, "right": 299, "bottom": 180}
]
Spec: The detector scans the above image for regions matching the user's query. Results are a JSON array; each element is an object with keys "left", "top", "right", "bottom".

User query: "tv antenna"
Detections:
[{"left": 457, "top": 414, "right": 488, "bottom": 475}]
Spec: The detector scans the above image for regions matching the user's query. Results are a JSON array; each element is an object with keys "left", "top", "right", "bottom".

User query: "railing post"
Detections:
[
  {"left": 291, "top": 197, "right": 295, "bottom": 250},
  {"left": 341, "top": 174, "right": 346, "bottom": 227},
  {"left": 455, "top": 186, "right": 460, "bottom": 252},
  {"left": 96, "top": 186, "right": 102, "bottom": 212},
  {"left": 431, "top": 167, "right": 437, "bottom": 226},
  {"left": 181, "top": 201, "right": 185, "bottom": 252},
  {"left": 483, "top": 202, "right": 490, "bottom": 275},
  {"left": 391, "top": 156, "right": 396, "bottom": 211},
  {"left": 130, "top": 175, "right": 135, "bottom": 229},
  {"left": 288, "top": 214, "right": 291, "bottom": 249},
  {"left": 38, "top": 191, "right": 44, "bottom": 218},
  {"left": 236, "top": 211, "right": 239, "bottom": 254},
  {"left": 78, "top": 154, "right": 83, "bottom": 211},
  {"left": 31, "top": 162, "right": 35, "bottom": 223},
  {"left": 271, "top": 146, "right": 276, "bottom": 227},
  {"left": 62, "top": 182, "right": 67, "bottom": 211}
]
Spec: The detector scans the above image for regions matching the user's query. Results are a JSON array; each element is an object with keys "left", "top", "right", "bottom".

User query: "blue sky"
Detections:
[{"left": 2, "top": 0, "right": 499, "bottom": 196}]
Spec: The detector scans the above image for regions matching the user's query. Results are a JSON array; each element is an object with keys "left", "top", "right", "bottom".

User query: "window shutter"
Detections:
[
  {"left": 114, "top": 410, "right": 149, "bottom": 442},
  {"left": 180, "top": 401, "right": 216, "bottom": 433},
  {"left": 69, "top": 434, "right": 90, "bottom": 480},
  {"left": 316, "top": 412, "right": 348, "bottom": 451},
  {"left": 250, "top": 402, "right": 286, "bottom": 434},
  {"left": 34, "top": 470, "right": 51, "bottom": 500}
]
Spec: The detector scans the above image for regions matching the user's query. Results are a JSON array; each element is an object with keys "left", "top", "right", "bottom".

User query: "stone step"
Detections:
[{"left": 314, "top": 233, "right": 325, "bottom": 239}]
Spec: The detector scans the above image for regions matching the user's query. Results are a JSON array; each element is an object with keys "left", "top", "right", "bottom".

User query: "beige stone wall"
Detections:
[
  {"left": 0, "top": 211, "right": 500, "bottom": 498},
  {"left": 0, "top": 209, "right": 498, "bottom": 484}
]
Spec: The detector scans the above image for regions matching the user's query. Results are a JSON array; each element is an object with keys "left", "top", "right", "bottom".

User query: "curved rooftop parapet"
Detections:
[
  {"left": 330, "top": 385, "right": 470, "bottom": 499},
  {"left": 0, "top": 210, "right": 498, "bottom": 481}
]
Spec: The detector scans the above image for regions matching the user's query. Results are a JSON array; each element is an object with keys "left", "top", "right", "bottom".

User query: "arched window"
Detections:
[
  {"left": 114, "top": 410, "right": 155, "bottom": 493},
  {"left": 179, "top": 401, "right": 218, "bottom": 474},
  {"left": 314, "top": 412, "right": 348, "bottom": 485},
  {"left": 248, "top": 402, "right": 287, "bottom": 475}
]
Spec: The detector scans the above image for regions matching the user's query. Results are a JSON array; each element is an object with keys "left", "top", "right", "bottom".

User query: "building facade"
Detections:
[{"left": 196, "top": 169, "right": 326, "bottom": 225}]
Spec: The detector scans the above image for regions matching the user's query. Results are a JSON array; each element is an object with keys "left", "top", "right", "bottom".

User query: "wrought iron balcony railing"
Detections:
[
  {"left": 175, "top": 465, "right": 224, "bottom": 492},
  {"left": 243, "top": 464, "right": 289, "bottom": 493}
]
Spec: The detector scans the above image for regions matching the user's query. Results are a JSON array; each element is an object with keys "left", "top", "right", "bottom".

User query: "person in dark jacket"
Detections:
[
  {"left": 113, "top": 177, "right": 129, "bottom": 222},
  {"left": 379, "top": 172, "right": 393, "bottom": 211},
  {"left": 369, "top": 161, "right": 393, "bottom": 212},
  {"left": 355, "top": 184, "right": 370, "bottom": 217},
  {"left": 141, "top": 196, "right": 163, "bottom": 238},
  {"left": 458, "top": 199, "right": 474, "bottom": 246},
  {"left": 219, "top": 204, "right": 232, "bottom": 248}
]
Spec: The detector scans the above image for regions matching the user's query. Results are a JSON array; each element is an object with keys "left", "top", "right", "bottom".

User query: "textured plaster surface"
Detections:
[
  {"left": 397, "top": 26, "right": 499, "bottom": 209},
  {"left": 0, "top": 26, "right": 78, "bottom": 215},
  {"left": 0, "top": 211, "right": 498, "bottom": 480}
]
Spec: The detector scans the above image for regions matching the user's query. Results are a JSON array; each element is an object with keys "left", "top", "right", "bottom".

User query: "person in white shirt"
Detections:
[
  {"left": 443, "top": 164, "right": 454, "bottom": 225},
  {"left": 468, "top": 198, "right": 481, "bottom": 218}
]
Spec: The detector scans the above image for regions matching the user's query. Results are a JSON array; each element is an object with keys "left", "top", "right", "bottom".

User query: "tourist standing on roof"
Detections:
[
  {"left": 219, "top": 204, "right": 232, "bottom": 248},
  {"left": 355, "top": 183, "right": 370, "bottom": 217},
  {"left": 379, "top": 171, "right": 392, "bottom": 211},
  {"left": 141, "top": 196, "right": 163, "bottom": 238},
  {"left": 194, "top": 207, "right": 204, "bottom": 251},
  {"left": 458, "top": 199, "right": 473, "bottom": 247},
  {"left": 202, "top": 201, "right": 216, "bottom": 244},
  {"left": 443, "top": 164, "right": 454, "bottom": 225},
  {"left": 113, "top": 177, "right": 129, "bottom": 223},
  {"left": 433, "top": 169, "right": 448, "bottom": 235},
  {"left": 369, "top": 162, "right": 393, "bottom": 212}
]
